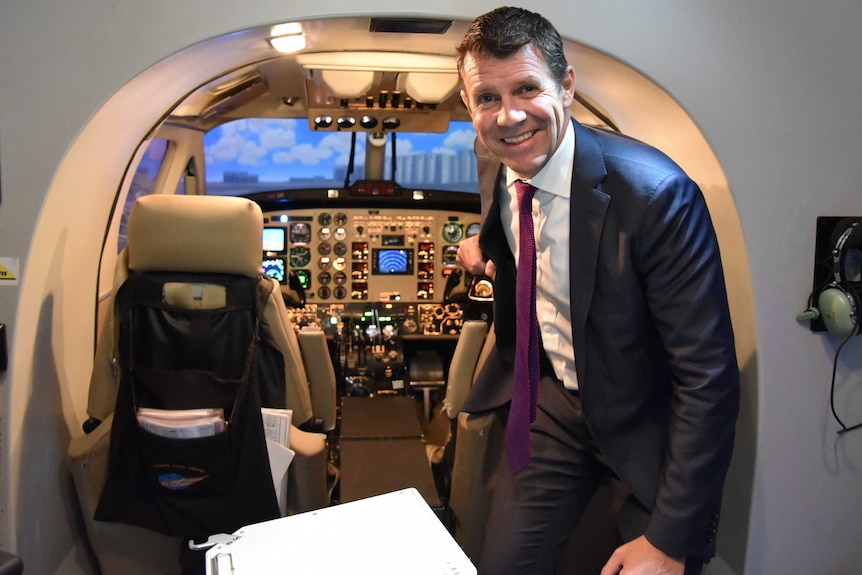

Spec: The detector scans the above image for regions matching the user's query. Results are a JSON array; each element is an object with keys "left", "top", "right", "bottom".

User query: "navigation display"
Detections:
[
  {"left": 372, "top": 248, "right": 413, "bottom": 275},
  {"left": 262, "top": 257, "right": 286, "bottom": 283}
]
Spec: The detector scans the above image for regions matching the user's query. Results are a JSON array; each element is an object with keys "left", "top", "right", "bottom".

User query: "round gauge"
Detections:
[
  {"left": 334, "top": 212, "right": 348, "bottom": 226},
  {"left": 318, "top": 227, "right": 332, "bottom": 241},
  {"left": 289, "top": 246, "right": 311, "bottom": 268},
  {"left": 289, "top": 222, "right": 312, "bottom": 244},
  {"left": 332, "top": 257, "right": 347, "bottom": 271},
  {"left": 318, "top": 213, "right": 332, "bottom": 226},
  {"left": 333, "top": 242, "right": 348, "bottom": 256},
  {"left": 333, "top": 271, "right": 347, "bottom": 285},
  {"left": 466, "top": 222, "right": 481, "bottom": 238},
  {"left": 333, "top": 286, "right": 348, "bottom": 300},
  {"left": 317, "top": 286, "right": 331, "bottom": 299},
  {"left": 318, "top": 257, "right": 332, "bottom": 270},
  {"left": 333, "top": 227, "right": 347, "bottom": 241},
  {"left": 318, "top": 242, "right": 332, "bottom": 256},
  {"left": 318, "top": 271, "right": 332, "bottom": 285},
  {"left": 442, "top": 222, "right": 464, "bottom": 243}
]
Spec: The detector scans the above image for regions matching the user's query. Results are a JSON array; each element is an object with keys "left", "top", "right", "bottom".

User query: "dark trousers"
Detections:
[{"left": 479, "top": 374, "right": 703, "bottom": 575}]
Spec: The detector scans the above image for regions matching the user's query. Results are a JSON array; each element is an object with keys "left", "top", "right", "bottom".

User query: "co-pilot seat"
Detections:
[
  {"left": 67, "top": 194, "right": 334, "bottom": 575},
  {"left": 437, "top": 321, "right": 503, "bottom": 566}
]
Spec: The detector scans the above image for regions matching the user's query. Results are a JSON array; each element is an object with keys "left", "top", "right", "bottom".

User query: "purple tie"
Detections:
[{"left": 507, "top": 180, "right": 540, "bottom": 475}]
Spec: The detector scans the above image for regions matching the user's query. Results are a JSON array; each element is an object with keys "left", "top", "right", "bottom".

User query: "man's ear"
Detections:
[
  {"left": 562, "top": 66, "right": 576, "bottom": 107},
  {"left": 460, "top": 89, "right": 472, "bottom": 117}
]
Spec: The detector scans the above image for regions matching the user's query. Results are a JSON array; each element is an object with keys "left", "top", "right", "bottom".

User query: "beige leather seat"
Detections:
[
  {"left": 439, "top": 321, "right": 504, "bottom": 566},
  {"left": 67, "top": 194, "right": 335, "bottom": 575}
]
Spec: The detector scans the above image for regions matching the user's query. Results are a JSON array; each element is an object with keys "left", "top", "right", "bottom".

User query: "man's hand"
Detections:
[
  {"left": 456, "top": 235, "right": 496, "bottom": 277},
  {"left": 600, "top": 536, "right": 685, "bottom": 575}
]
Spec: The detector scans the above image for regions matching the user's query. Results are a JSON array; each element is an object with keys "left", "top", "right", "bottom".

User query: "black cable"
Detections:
[
  {"left": 829, "top": 326, "right": 861, "bottom": 435},
  {"left": 344, "top": 132, "right": 357, "bottom": 189},
  {"left": 391, "top": 132, "right": 397, "bottom": 181}
]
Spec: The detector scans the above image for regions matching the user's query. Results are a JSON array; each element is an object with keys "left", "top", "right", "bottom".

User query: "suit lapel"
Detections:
[
  {"left": 569, "top": 121, "right": 610, "bottom": 387},
  {"left": 471, "top": 123, "right": 611, "bottom": 384}
]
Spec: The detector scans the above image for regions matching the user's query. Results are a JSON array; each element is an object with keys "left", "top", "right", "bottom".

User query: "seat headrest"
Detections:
[{"left": 127, "top": 195, "right": 263, "bottom": 276}]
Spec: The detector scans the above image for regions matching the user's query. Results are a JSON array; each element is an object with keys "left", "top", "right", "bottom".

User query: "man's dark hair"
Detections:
[{"left": 456, "top": 6, "right": 569, "bottom": 86}]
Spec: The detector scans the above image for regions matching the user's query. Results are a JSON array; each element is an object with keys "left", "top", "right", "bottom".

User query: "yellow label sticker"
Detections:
[{"left": 0, "top": 257, "right": 20, "bottom": 285}]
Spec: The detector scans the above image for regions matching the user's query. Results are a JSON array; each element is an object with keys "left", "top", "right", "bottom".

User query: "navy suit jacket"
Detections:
[{"left": 463, "top": 119, "right": 740, "bottom": 559}]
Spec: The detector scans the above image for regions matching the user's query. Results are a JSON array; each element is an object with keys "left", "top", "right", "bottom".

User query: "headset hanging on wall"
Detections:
[
  {"left": 818, "top": 217, "right": 862, "bottom": 338},
  {"left": 798, "top": 217, "right": 862, "bottom": 434}
]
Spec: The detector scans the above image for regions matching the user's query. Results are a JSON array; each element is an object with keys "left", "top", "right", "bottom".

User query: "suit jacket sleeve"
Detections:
[{"left": 635, "top": 172, "right": 740, "bottom": 558}]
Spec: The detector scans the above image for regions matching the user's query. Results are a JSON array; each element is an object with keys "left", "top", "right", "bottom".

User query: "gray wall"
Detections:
[{"left": 0, "top": 1, "right": 860, "bottom": 574}]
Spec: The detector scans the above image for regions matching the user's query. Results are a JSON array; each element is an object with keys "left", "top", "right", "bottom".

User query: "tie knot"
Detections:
[{"left": 515, "top": 180, "right": 537, "bottom": 210}]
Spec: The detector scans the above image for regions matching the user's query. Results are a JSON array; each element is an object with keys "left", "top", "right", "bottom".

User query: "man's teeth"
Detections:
[{"left": 504, "top": 131, "right": 534, "bottom": 144}]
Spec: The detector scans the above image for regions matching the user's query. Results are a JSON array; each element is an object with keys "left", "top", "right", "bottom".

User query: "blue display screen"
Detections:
[
  {"left": 372, "top": 248, "right": 413, "bottom": 275},
  {"left": 262, "top": 257, "right": 286, "bottom": 283}
]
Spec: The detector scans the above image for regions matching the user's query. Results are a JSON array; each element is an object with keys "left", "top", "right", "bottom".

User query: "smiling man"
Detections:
[{"left": 455, "top": 7, "right": 740, "bottom": 575}]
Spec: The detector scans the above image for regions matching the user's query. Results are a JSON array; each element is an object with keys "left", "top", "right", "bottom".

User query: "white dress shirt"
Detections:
[{"left": 501, "top": 124, "right": 579, "bottom": 390}]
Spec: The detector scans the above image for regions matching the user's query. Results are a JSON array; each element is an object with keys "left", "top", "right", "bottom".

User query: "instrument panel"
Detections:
[{"left": 263, "top": 207, "right": 480, "bottom": 305}]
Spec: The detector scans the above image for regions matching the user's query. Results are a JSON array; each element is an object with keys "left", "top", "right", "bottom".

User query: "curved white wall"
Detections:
[{"left": 1, "top": 1, "right": 860, "bottom": 574}]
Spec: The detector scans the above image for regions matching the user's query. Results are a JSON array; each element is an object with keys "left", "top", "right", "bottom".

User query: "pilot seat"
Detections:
[{"left": 66, "top": 194, "right": 335, "bottom": 574}]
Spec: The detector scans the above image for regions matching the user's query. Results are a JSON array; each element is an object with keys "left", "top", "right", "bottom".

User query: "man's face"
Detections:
[{"left": 460, "top": 43, "right": 575, "bottom": 179}]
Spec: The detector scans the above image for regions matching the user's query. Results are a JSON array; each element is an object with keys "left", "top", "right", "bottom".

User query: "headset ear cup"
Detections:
[
  {"left": 831, "top": 218, "right": 862, "bottom": 281},
  {"left": 818, "top": 284, "right": 860, "bottom": 338}
]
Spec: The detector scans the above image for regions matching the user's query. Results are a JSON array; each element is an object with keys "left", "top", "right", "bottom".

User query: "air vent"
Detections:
[{"left": 369, "top": 18, "right": 452, "bottom": 34}]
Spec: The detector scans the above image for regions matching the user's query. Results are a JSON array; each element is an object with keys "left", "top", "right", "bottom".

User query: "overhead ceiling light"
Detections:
[
  {"left": 296, "top": 52, "right": 455, "bottom": 73},
  {"left": 270, "top": 34, "right": 306, "bottom": 54},
  {"left": 399, "top": 72, "right": 459, "bottom": 104},
  {"left": 318, "top": 69, "right": 375, "bottom": 99},
  {"left": 271, "top": 22, "right": 303, "bottom": 37}
]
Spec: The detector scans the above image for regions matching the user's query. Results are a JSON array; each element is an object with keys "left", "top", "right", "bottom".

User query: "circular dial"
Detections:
[
  {"left": 318, "top": 242, "right": 332, "bottom": 255},
  {"left": 442, "top": 222, "right": 464, "bottom": 243},
  {"left": 318, "top": 212, "right": 332, "bottom": 226},
  {"left": 466, "top": 222, "right": 481, "bottom": 238},
  {"left": 333, "top": 271, "right": 347, "bottom": 285},
  {"left": 318, "top": 227, "right": 332, "bottom": 241},
  {"left": 289, "top": 246, "right": 311, "bottom": 268},
  {"left": 289, "top": 222, "right": 311, "bottom": 244},
  {"left": 333, "top": 242, "right": 348, "bottom": 256},
  {"left": 318, "top": 271, "right": 332, "bottom": 285},
  {"left": 333, "top": 212, "right": 348, "bottom": 226}
]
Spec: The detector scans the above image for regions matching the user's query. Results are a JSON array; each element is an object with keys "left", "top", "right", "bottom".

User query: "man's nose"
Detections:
[{"left": 497, "top": 98, "right": 526, "bottom": 126}]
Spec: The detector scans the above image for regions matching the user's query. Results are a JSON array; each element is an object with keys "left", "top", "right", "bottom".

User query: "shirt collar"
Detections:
[{"left": 505, "top": 120, "right": 575, "bottom": 198}]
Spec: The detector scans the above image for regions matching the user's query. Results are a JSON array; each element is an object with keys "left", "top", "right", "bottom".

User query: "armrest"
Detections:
[
  {"left": 297, "top": 329, "right": 337, "bottom": 432},
  {"left": 441, "top": 321, "right": 488, "bottom": 418}
]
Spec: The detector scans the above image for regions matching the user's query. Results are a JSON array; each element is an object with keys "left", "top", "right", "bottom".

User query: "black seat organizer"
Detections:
[{"left": 95, "top": 271, "right": 284, "bottom": 539}]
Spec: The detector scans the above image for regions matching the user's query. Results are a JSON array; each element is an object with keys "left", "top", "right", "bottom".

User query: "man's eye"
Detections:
[
  {"left": 521, "top": 85, "right": 537, "bottom": 95},
  {"left": 478, "top": 94, "right": 495, "bottom": 105}
]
